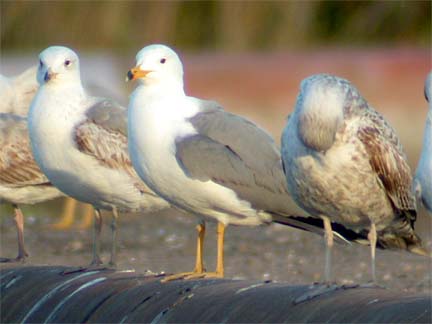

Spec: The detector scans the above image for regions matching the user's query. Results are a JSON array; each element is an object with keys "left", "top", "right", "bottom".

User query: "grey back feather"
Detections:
[
  {"left": 85, "top": 99, "right": 127, "bottom": 135},
  {"left": 175, "top": 100, "right": 306, "bottom": 216},
  {"left": 74, "top": 99, "right": 156, "bottom": 195},
  {"left": 75, "top": 98, "right": 129, "bottom": 170}
]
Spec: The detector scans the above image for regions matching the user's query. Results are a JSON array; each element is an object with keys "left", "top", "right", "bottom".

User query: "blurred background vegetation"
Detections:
[{"left": 1, "top": 1, "right": 430, "bottom": 53}]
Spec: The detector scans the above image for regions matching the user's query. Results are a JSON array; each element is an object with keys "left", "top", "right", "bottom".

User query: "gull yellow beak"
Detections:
[{"left": 126, "top": 67, "right": 151, "bottom": 82}]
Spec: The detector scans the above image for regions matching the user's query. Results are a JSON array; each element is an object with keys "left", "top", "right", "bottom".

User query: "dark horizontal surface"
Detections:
[{"left": 0, "top": 265, "right": 430, "bottom": 323}]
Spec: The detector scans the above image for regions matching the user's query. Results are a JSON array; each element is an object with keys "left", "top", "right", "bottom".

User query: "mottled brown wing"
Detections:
[
  {"left": 357, "top": 111, "right": 416, "bottom": 213},
  {"left": 73, "top": 99, "right": 148, "bottom": 193},
  {"left": 0, "top": 113, "right": 49, "bottom": 186}
]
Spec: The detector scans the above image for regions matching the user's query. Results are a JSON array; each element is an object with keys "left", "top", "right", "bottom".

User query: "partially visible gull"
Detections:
[
  {"left": 126, "top": 44, "right": 367, "bottom": 281},
  {"left": 0, "top": 66, "right": 38, "bottom": 116},
  {"left": 413, "top": 72, "right": 432, "bottom": 215},
  {"left": 281, "top": 74, "right": 427, "bottom": 282},
  {"left": 0, "top": 113, "right": 63, "bottom": 261},
  {"left": 28, "top": 46, "right": 170, "bottom": 266},
  {"left": 0, "top": 66, "right": 63, "bottom": 262}
]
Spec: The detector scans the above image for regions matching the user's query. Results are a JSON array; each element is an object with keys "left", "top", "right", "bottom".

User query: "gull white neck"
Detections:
[{"left": 28, "top": 82, "right": 87, "bottom": 172}]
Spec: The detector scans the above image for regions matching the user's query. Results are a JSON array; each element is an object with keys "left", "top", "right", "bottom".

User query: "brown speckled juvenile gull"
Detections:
[
  {"left": 281, "top": 74, "right": 427, "bottom": 282},
  {"left": 0, "top": 113, "right": 63, "bottom": 261},
  {"left": 413, "top": 72, "right": 432, "bottom": 215},
  {"left": 0, "top": 66, "right": 63, "bottom": 262},
  {"left": 28, "top": 46, "right": 170, "bottom": 267}
]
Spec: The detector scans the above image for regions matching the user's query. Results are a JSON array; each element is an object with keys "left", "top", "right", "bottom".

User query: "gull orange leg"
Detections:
[
  {"left": 214, "top": 222, "right": 225, "bottom": 277},
  {"left": 49, "top": 198, "right": 76, "bottom": 230},
  {"left": 194, "top": 221, "right": 205, "bottom": 273},
  {"left": 183, "top": 222, "right": 225, "bottom": 280},
  {"left": 161, "top": 221, "right": 206, "bottom": 282}
]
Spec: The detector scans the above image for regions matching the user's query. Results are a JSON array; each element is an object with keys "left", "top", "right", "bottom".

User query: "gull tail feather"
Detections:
[
  {"left": 376, "top": 212, "right": 430, "bottom": 257},
  {"left": 270, "top": 213, "right": 355, "bottom": 245}
]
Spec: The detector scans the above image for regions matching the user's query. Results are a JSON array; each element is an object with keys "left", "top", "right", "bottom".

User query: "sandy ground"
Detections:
[
  {"left": 0, "top": 202, "right": 431, "bottom": 294},
  {"left": 1, "top": 48, "right": 431, "bottom": 294}
]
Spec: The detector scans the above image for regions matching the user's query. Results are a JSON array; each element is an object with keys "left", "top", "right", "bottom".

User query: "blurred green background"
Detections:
[{"left": 1, "top": 1, "right": 430, "bottom": 53}]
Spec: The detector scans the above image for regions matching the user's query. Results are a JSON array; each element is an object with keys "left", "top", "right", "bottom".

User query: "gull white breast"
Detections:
[{"left": 28, "top": 46, "right": 170, "bottom": 266}]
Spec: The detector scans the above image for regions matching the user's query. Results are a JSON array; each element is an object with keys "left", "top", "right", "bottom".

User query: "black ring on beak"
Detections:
[
  {"left": 126, "top": 70, "right": 134, "bottom": 81},
  {"left": 44, "top": 71, "right": 51, "bottom": 82}
]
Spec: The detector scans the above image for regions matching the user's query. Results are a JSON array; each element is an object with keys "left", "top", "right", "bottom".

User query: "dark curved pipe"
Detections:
[{"left": 0, "top": 265, "right": 430, "bottom": 323}]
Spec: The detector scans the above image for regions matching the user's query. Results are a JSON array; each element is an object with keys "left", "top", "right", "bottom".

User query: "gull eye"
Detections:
[
  {"left": 64, "top": 60, "right": 71, "bottom": 67},
  {"left": 160, "top": 58, "right": 166, "bottom": 64},
  {"left": 39, "top": 60, "right": 43, "bottom": 68}
]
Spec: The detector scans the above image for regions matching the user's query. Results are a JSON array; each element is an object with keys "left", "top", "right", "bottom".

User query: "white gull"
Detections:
[
  {"left": 126, "top": 44, "right": 363, "bottom": 280},
  {"left": 28, "top": 46, "right": 170, "bottom": 266}
]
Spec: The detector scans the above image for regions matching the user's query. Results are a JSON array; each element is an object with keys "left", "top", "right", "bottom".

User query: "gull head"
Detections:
[
  {"left": 295, "top": 74, "right": 352, "bottom": 152},
  {"left": 299, "top": 74, "right": 351, "bottom": 116},
  {"left": 37, "top": 46, "right": 80, "bottom": 86},
  {"left": 126, "top": 44, "right": 183, "bottom": 86},
  {"left": 424, "top": 71, "right": 432, "bottom": 104}
]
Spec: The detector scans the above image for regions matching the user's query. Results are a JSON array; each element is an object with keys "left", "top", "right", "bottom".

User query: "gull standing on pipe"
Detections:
[
  {"left": 28, "top": 46, "right": 170, "bottom": 266},
  {"left": 0, "top": 113, "right": 63, "bottom": 261},
  {"left": 0, "top": 67, "right": 64, "bottom": 262},
  {"left": 126, "top": 44, "right": 362, "bottom": 281},
  {"left": 413, "top": 72, "right": 432, "bottom": 215},
  {"left": 281, "top": 74, "right": 427, "bottom": 282},
  {"left": 1, "top": 66, "right": 94, "bottom": 231}
]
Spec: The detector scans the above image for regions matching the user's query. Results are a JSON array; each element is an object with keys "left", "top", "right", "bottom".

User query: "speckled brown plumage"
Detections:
[{"left": 281, "top": 74, "right": 427, "bottom": 281}]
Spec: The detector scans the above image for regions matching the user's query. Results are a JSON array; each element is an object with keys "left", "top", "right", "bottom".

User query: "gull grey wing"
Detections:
[
  {"left": 175, "top": 134, "right": 251, "bottom": 181},
  {"left": 357, "top": 109, "right": 416, "bottom": 217},
  {"left": 74, "top": 99, "right": 153, "bottom": 194},
  {"left": 74, "top": 99, "right": 131, "bottom": 172},
  {"left": 178, "top": 101, "right": 379, "bottom": 244},
  {"left": 189, "top": 100, "right": 285, "bottom": 186},
  {"left": 0, "top": 113, "right": 49, "bottom": 187},
  {"left": 85, "top": 99, "right": 127, "bottom": 135},
  {"left": 176, "top": 100, "right": 293, "bottom": 213},
  {"left": 176, "top": 129, "right": 358, "bottom": 244}
]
